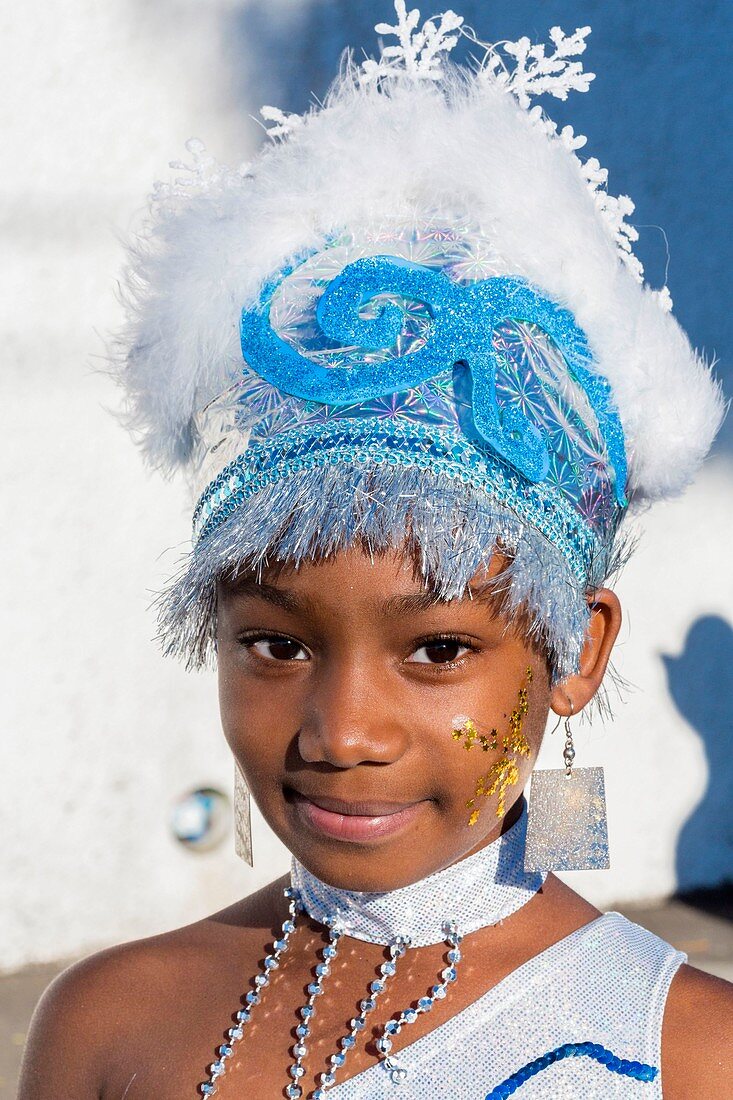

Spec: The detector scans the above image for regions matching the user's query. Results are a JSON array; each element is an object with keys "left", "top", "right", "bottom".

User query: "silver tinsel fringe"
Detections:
[{"left": 156, "top": 463, "right": 626, "bottom": 684}]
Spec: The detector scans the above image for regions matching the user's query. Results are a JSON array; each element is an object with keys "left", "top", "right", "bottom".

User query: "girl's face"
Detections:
[{"left": 217, "top": 546, "right": 555, "bottom": 891}]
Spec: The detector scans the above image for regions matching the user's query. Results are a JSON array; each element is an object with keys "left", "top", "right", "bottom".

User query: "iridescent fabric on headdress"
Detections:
[{"left": 164, "top": 225, "right": 629, "bottom": 679}]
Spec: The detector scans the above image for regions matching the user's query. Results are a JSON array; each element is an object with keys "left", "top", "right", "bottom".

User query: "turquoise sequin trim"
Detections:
[
  {"left": 193, "top": 419, "right": 599, "bottom": 585},
  {"left": 484, "top": 1042, "right": 658, "bottom": 1098}
]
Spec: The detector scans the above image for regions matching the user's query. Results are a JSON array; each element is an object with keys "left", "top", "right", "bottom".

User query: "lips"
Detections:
[{"left": 286, "top": 787, "right": 428, "bottom": 842}]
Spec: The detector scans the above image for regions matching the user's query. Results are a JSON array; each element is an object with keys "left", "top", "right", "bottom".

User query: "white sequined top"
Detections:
[
  {"left": 330, "top": 912, "right": 684, "bottom": 1098},
  {"left": 291, "top": 811, "right": 685, "bottom": 1099}
]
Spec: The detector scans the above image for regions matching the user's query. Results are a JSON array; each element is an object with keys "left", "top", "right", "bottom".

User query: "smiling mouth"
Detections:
[{"left": 285, "top": 788, "right": 429, "bottom": 842}]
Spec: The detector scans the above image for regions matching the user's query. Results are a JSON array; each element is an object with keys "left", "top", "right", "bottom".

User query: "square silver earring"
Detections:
[{"left": 524, "top": 716, "right": 609, "bottom": 872}]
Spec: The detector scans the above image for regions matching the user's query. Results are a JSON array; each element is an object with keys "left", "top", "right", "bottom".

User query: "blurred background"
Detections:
[{"left": 1, "top": 0, "right": 732, "bottom": 1092}]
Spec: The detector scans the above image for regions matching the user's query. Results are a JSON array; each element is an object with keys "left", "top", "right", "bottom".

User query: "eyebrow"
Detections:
[
  {"left": 223, "top": 577, "right": 305, "bottom": 613},
  {"left": 382, "top": 590, "right": 455, "bottom": 615},
  {"left": 383, "top": 585, "right": 499, "bottom": 617}
]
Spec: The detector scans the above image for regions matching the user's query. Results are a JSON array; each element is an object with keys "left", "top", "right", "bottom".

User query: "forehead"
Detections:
[{"left": 217, "top": 545, "right": 510, "bottom": 620}]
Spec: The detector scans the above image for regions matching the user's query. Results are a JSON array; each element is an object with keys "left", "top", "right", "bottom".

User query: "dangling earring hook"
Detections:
[
  {"left": 548, "top": 693, "right": 574, "bottom": 736},
  {"left": 563, "top": 698, "right": 576, "bottom": 777}
]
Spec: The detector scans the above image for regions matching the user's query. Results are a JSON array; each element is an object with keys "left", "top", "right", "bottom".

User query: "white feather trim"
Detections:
[{"left": 113, "top": 47, "right": 724, "bottom": 502}]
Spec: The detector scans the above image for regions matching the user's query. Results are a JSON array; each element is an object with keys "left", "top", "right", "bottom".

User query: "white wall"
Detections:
[
  {"left": 548, "top": 457, "right": 733, "bottom": 909},
  {"left": 1, "top": 0, "right": 731, "bottom": 972},
  {"left": 0, "top": 0, "right": 295, "bottom": 974}
]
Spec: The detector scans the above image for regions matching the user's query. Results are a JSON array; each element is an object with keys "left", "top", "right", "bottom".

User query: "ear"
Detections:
[{"left": 549, "top": 588, "right": 622, "bottom": 715}]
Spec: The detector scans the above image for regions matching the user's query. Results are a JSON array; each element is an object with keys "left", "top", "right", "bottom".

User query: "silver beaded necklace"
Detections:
[{"left": 199, "top": 807, "right": 543, "bottom": 1098}]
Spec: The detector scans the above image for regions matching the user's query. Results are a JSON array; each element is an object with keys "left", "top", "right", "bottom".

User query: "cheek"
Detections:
[
  {"left": 217, "top": 658, "right": 247, "bottom": 747},
  {"left": 217, "top": 658, "right": 294, "bottom": 784},
  {"left": 440, "top": 667, "right": 545, "bottom": 826}
]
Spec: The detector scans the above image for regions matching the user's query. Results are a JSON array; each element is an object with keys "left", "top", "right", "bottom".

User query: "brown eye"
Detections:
[
  {"left": 249, "top": 636, "right": 308, "bottom": 661},
  {"left": 409, "top": 639, "right": 470, "bottom": 665}
]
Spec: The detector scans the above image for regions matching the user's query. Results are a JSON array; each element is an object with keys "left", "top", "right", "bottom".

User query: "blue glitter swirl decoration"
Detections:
[{"left": 239, "top": 246, "right": 627, "bottom": 521}]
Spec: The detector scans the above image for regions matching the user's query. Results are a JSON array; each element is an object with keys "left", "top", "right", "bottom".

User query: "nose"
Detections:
[{"left": 297, "top": 656, "right": 409, "bottom": 768}]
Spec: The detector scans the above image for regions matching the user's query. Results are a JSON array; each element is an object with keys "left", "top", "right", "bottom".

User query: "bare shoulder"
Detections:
[
  {"left": 662, "top": 963, "right": 733, "bottom": 1099},
  {"left": 18, "top": 875, "right": 288, "bottom": 1100},
  {"left": 539, "top": 872, "right": 602, "bottom": 929}
]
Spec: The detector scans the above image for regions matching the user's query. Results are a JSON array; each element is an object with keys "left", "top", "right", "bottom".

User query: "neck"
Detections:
[{"left": 291, "top": 802, "right": 545, "bottom": 947}]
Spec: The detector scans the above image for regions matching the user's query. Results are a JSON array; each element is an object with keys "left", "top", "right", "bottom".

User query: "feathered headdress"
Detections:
[{"left": 113, "top": 3, "right": 724, "bottom": 679}]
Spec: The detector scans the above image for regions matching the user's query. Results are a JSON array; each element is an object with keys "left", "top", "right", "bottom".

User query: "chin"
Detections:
[
  {"left": 285, "top": 827, "right": 479, "bottom": 896},
  {"left": 289, "top": 846, "right": 432, "bottom": 893}
]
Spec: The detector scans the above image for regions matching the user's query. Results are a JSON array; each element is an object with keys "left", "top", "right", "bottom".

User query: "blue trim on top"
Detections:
[{"left": 484, "top": 1042, "right": 658, "bottom": 1098}]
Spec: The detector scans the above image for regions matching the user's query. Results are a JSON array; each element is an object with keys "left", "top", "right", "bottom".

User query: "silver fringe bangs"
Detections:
[{"left": 158, "top": 461, "right": 618, "bottom": 682}]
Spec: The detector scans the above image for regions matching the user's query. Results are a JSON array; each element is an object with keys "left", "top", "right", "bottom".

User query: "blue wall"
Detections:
[{"left": 224, "top": 0, "right": 732, "bottom": 451}]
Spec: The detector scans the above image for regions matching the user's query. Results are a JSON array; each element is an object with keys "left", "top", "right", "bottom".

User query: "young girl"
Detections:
[{"left": 19, "top": 6, "right": 732, "bottom": 1098}]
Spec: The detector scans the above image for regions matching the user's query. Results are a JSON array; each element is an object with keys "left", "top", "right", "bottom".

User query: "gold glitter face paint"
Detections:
[
  {"left": 451, "top": 717, "right": 498, "bottom": 753},
  {"left": 453, "top": 667, "right": 534, "bottom": 826}
]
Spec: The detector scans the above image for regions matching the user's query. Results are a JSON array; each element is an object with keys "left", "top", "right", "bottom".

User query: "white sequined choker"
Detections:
[
  {"left": 199, "top": 805, "right": 545, "bottom": 1097},
  {"left": 291, "top": 801, "right": 545, "bottom": 947}
]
